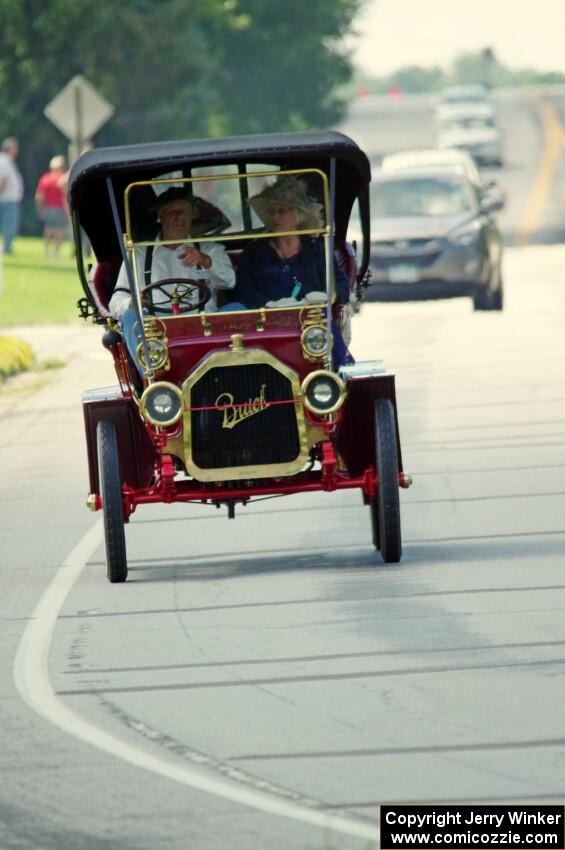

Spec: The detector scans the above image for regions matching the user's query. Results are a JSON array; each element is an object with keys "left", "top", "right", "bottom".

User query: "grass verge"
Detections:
[{"left": 0, "top": 236, "right": 80, "bottom": 326}]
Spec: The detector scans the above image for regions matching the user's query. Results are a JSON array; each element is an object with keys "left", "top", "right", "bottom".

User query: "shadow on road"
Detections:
[{"left": 122, "top": 546, "right": 385, "bottom": 583}]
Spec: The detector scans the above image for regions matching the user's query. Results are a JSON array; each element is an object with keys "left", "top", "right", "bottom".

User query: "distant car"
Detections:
[
  {"left": 437, "top": 115, "right": 504, "bottom": 167},
  {"left": 436, "top": 84, "right": 496, "bottom": 123},
  {"left": 380, "top": 147, "right": 506, "bottom": 213},
  {"left": 368, "top": 168, "right": 503, "bottom": 311},
  {"left": 381, "top": 147, "right": 482, "bottom": 187}
]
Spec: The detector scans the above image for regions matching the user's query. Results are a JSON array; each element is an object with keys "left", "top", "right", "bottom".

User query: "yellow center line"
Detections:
[{"left": 514, "top": 97, "right": 565, "bottom": 247}]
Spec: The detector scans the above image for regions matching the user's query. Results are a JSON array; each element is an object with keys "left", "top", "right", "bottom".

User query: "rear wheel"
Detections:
[
  {"left": 97, "top": 420, "right": 128, "bottom": 583},
  {"left": 370, "top": 399, "right": 402, "bottom": 563}
]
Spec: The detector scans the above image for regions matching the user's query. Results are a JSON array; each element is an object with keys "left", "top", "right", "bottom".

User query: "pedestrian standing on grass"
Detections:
[
  {"left": 0, "top": 137, "right": 24, "bottom": 255},
  {"left": 35, "top": 155, "right": 69, "bottom": 258}
]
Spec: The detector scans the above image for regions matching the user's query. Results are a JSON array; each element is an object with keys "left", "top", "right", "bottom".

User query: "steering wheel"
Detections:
[{"left": 143, "top": 278, "right": 211, "bottom": 314}]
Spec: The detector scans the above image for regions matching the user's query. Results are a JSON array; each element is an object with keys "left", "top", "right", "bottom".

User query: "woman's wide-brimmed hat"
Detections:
[{"left": 249, "top": 176, "right": 324, "bottom": 230}]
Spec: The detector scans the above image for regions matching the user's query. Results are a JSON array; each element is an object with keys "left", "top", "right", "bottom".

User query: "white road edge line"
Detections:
[{"left": 13, "top": 520, "right": 378, "bottom": 843}]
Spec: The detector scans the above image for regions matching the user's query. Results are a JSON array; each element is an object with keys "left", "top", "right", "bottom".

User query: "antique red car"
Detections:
[{"left": 69, "top": 131, "right": 410, "bottom": 582}]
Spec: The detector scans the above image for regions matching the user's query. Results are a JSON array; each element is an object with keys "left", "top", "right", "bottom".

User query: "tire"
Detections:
[
  {"left": 490, "top": 275, "right": 503, "bottom": 310},
  {"left": 473, "top": 269, "right": 503, "bottom": 312},
  {"left": 370, "top": 399, "right": 402, "bottom": 563},
  {"left": 370, "top": 497, "right": 380, "bottom": 551},
  {"left": 473, "top": 285, "right": 492, "bottom": 311},
  {"left": 97, "top": 420, "right": 128, "bottom": 583}
]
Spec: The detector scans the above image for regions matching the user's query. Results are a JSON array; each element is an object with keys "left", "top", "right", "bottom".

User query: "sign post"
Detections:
[{"left": 44, "top": 75, "right": 114, "bottom": 161}]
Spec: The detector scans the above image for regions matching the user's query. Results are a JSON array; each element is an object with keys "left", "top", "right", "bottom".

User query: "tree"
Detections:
[
  {"left": 448, "top": 49, "right": 510, "bottom": 89},
  {"left": 0, "top": 0, "right": 231, "bottom": 230},
  {"left": 206, "top": 0, "right": 363, "bottom": 135},
  {"left": 0, "top": 0, "right": 364, "bottom": 233},
  {"left": 387, "top": 65, "right": 444, "bottom": 95},
  {"left": 354, "top": 48, "right": 565, "bottom": 96}
]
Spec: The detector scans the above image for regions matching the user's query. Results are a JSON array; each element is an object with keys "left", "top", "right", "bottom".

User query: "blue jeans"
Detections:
[
  {"left": 332, "top": 320, "right": 355, "bottom": 368},
  {"left": 120, "top": 308, "right": 144, "bottom": 375},
  {"left": 0, "top": 201, "right": 21, "bottom": 254}
]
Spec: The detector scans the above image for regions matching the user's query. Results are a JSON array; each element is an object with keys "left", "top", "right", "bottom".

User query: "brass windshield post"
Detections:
[
  {"left": 105, "top": 177, "right": 154, "bottom": 383},
  {"left": 325, "top": 157, "right": 337, "bottom": 372}
]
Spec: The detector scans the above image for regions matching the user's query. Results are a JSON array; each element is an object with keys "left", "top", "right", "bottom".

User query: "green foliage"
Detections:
[
  {"left": 357, "top": 48, "right": 565, "bottom": 95},
  {"left": 35, "top": 356, "right": 66, "bottom": 370},
  {"left": 512, "top": 68, "right": 565, "bottom": 86},
  {"left": 448, "top": 50, "right": 509, "bottom": 88},
  {"left": 387, "top": 65, "right": 445, "bottom": 94},
  {"left": 0, "top": 0, "right": 364, "bottom": 233},
  {"left": 0, "top": 237, "right": 78, "bottom": 325},
  {"left": 206, "top": 0, "right": 362, "bottom": 135}
]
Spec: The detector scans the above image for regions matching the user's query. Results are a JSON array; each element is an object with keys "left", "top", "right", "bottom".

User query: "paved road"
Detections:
[
  {"left": 2, "top": 241, "right": 565, "bottom": 849},
  {"left": 339, "top": 87, "right": 565, "bottom": 246},
  {"left": 2, "top": 89, "right": 565, "bottom": 849}
]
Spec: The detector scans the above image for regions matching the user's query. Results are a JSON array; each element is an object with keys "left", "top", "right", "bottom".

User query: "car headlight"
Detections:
[
  {"left": 301, "top": 370, "right": 346, "bottom": 415},
  {"left": 141, "top": 382, "right": 183, "bottom": 426},
  {"left": 137, "top": 338, "right": 169, "bottom": 371},
  {"left": 301, "top": 325, "right": 329, "bottom": 358},
  {"left": 448, "top": 228, "right": 479, "bottom": 247}
]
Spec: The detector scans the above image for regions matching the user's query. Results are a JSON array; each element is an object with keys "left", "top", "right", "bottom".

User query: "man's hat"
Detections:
[
  {"left": 153, "top": 187, "right": 231, "bottom": 236},
  {"left": 153, "top": 187, "right": 193, "bottom": 212}
]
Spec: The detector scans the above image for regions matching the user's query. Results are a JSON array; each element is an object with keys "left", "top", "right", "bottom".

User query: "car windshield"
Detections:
[
  {"left": 125, "top": 167, "right": 327, "bottom": 243},
  {"left": 372, "top": 176, "right": 476, "bottom": 218},
  {"left": 381, "top": 151, "right": 478, "bottom": 180},
  {"left": 123, "top": 167, "right": 330, "bottom": 304},
  {"left": 441, "top": 88, "right": 487, "bottom": 104},
  {"left": 442, "top": 116, "right": 496, "bottom": 130}
]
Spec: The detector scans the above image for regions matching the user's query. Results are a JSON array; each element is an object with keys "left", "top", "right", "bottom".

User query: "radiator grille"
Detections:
[{"left": 189, "top": 364, "right": 300, "bottom": 469}]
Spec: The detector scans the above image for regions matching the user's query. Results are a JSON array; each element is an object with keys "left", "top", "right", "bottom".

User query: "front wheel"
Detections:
[
  {"left": 370, "top": 399, "right": 402, "bottom": 563},
  {"left": 473, "top": 268, "right": 503, "bottom": 312},
  {"left": 490, "top": 275, "right": 503, "bottom": 310},
  {"left": 97, "top": 420, "right": 128, "bottom": 583}
]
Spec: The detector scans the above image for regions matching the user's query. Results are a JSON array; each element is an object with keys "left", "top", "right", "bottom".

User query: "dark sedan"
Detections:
[{"left": 368, "top": 168, "right": 503, "bottom": 310}]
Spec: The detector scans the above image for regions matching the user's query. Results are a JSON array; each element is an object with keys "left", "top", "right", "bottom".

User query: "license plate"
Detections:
[{"left": 388, "top": 264, "right": 420, "bottom": 283}]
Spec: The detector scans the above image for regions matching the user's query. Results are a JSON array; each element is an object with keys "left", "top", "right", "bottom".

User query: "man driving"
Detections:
[
  {"left": 110, "top": 187, "right": 235, "bottom": 319},
  {"left": 109, "top": 187, "right": 235, "bottom": 372}
]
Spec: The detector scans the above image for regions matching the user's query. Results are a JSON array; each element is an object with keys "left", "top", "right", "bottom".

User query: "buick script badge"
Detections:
[{"left": 215, "top": 384, "right": 271, "bottom": 429}]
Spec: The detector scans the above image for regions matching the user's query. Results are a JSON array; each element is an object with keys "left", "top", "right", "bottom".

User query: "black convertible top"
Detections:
[{"left": 69, "top": 130, "right": 370, "bottom": 260}]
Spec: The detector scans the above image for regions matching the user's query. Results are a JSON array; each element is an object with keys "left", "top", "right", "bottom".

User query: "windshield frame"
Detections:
[
  {"left": 115, "top": 166, "right": 337, "bottom": 377},
  {"left": 123, "top": 167, "right": 330, "bottom": 250}
]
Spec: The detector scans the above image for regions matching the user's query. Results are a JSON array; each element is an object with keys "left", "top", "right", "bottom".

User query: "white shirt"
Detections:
[
  {"left": 0, "top": 153, "right": 24, "bottom": 202},
  {"left": 109, "top": 239, "right": 235, "bottom": 320}
]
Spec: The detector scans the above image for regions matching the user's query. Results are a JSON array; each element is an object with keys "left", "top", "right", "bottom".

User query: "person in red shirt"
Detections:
[{"left": 35, "top": 155, "right": 68, "bottom": 257}]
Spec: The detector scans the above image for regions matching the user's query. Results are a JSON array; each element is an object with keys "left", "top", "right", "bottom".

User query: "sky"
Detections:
[{"left": 351, "top": 0, "right": 565, "bottom": 77}]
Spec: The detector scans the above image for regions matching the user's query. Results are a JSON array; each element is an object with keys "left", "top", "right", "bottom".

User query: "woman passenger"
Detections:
[
  {"left": 232, "top": 175, "right": 350, "bottom": 308},
  {"left": 231, "top": 176, "right": 353, "bottom": 365}
]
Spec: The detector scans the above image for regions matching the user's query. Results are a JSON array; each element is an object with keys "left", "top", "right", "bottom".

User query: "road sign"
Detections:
[{"left": 44, "top": 76, "right": 114, "bottom": 148}]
